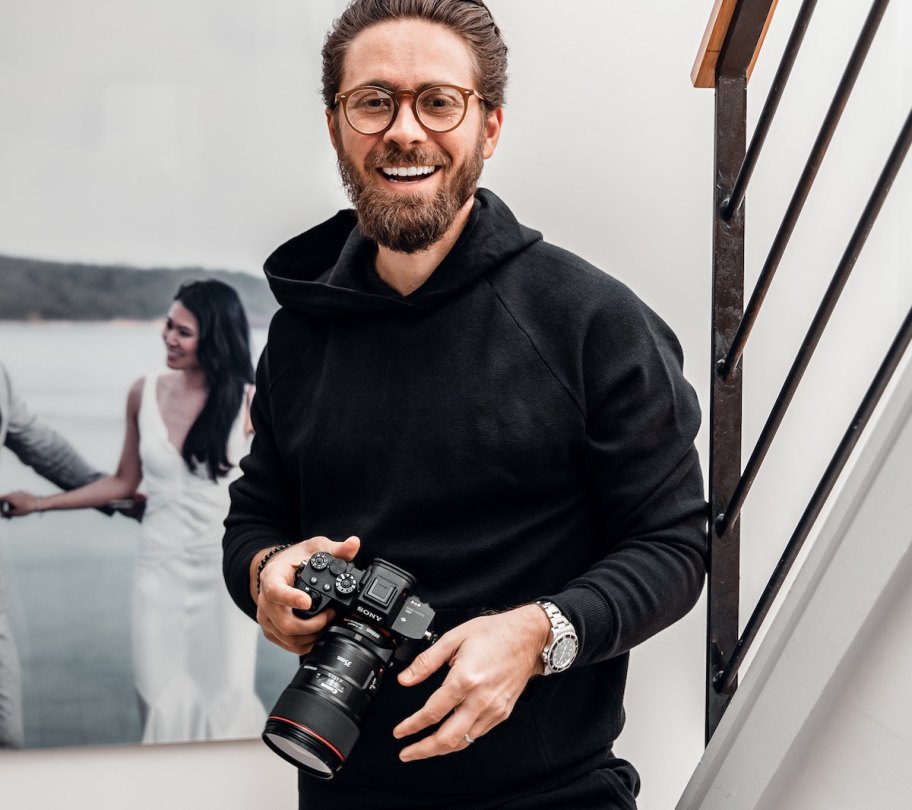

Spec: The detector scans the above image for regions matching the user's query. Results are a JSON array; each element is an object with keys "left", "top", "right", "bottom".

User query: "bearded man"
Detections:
[{"left": 223, "top": 2, "right": 706, "bottom": 808}]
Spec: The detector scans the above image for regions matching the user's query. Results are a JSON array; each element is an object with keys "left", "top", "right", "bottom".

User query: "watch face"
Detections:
[{"left": 549, "top": 633, "right": 578, "bottom": 671}]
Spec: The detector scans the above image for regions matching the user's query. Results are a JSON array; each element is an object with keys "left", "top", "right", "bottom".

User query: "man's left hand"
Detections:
[{"left": 393, "top": 604, "right": 551, "bottom": 761}]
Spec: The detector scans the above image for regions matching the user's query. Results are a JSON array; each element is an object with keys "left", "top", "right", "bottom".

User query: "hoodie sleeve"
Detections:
[
  {"left": 223, "top": 348, "right": 301, "bottom": 620},
  {"left": 2, "top": 364, "right": 103, "bottom": 491},
  {"left": 541, "top": 298, "right": 707, "bottom": 667}
]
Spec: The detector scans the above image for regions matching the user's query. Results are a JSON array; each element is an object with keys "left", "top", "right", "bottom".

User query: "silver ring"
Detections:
[{"left": 463, "top": 733, "right": 475, "bottom": 745}]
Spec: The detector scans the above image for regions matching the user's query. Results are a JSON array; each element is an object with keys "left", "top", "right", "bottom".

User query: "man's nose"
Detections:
[{"left": 383, "top": 99, "right": 427, "bottom": 148}]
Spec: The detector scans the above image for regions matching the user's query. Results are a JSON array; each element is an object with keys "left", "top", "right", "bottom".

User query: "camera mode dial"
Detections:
[{"left": 335, "top": 573, "right": 358, "bottom": 595}]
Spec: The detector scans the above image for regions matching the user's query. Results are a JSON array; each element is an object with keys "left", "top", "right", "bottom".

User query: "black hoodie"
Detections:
[{"left": 223, "top": 189, "right": 706, "bottom": 809}]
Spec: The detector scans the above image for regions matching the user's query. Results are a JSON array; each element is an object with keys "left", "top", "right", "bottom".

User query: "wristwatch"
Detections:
[{"left": 536, "top": 601, "right": 579, "bottom": 675}]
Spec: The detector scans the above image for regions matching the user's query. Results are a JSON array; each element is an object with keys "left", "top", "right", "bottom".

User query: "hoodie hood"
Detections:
[{"left": 264, "top": 188, "right": 542, "bottom": 315}]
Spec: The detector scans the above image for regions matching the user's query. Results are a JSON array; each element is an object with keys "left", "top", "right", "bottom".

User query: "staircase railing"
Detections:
[{"left": 692, "top": 0, "right": 912, "bottom": 742}]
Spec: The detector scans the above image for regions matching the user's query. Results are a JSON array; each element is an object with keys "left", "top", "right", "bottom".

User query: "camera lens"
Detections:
[
  {"left": 263, "top": 557, "right": 435, "bottom": 778},
  {"left": 263, "top": 700, "right": 354, "bottom": 778},
  {"left": 262, "top": 620, "right": 394, "bottom": 779}
]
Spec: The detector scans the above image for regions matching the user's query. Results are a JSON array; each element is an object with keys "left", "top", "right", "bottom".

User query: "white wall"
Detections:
[
  {"left": 767, "top": 544, "right": 912, "bottom": 809},
  {"left": 0, "top": 1, "right": 909, "bottom": 808},
  {"left": 1, "top": 738, "right": 296, "bottom": 809}
]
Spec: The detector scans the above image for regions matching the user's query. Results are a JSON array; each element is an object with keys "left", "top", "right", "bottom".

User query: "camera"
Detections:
[{"left": 262, "top": 552, "right": 436, "bottom": 779}]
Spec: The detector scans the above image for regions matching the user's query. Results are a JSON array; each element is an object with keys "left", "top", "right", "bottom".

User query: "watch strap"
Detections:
[{"left": 536, "top": 600, "right": 578, "bottom": 675}]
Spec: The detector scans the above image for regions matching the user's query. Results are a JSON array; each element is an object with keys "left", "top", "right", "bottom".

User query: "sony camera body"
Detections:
[
  {"left": 292, "top": 552, "right": 435, "bottom": 654},
  {"left": 262, "top": 552, "right": 436, "bottom": 779}
]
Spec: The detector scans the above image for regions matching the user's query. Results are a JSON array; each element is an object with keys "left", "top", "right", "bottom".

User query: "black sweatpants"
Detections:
[{"left": 299, "top": 757, "right": 639, "bottom": 809}]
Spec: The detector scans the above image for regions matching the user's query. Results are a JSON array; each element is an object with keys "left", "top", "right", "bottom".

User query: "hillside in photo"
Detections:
[{"left": 0, "top": 255, "right": 277, "bottom": 326}]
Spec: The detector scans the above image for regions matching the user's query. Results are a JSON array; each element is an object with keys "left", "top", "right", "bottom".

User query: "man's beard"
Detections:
[{"left": 337, "top": 134, "right": 485, "bottom": 254}]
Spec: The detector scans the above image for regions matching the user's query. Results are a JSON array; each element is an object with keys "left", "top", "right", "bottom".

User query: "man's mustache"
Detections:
[{"left": 364, "top": 148, "right": 451, "bottom": 171}]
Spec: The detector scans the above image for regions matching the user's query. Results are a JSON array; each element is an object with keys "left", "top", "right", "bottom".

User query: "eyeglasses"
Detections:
[{"left": 334, "top": 84, "right": 486, "bottom": 135}]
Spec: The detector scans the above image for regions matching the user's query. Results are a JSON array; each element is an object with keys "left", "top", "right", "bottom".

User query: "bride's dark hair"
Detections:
[{"left": 174, "top": 280, "right": 254, "bottom": 480}]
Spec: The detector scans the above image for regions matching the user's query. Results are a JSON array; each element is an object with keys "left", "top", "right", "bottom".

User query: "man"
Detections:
[
  {"left": 223, "top": 2, "right": 706, "bottom": 808},
  {"left": 0, "top": 361, "right": 108, "bottom": 748}
]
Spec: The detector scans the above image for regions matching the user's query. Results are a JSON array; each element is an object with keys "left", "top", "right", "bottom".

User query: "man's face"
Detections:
[{"left": 328, "top": 19, "right": 502, "bottom": 253}]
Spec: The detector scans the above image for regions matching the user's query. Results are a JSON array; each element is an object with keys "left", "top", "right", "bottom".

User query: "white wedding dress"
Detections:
[{"left": 134, "top": 374, "right": 265, "bottom": 743}]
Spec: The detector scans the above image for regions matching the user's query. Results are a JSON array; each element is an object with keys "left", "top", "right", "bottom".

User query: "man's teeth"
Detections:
[{"left": 381, "top": 166, "right": 436, "bottom": 177}]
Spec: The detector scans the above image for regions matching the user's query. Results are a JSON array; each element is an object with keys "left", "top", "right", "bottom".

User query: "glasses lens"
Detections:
[
  {"left": 346, "top": 87, "right": 395, "bottom": 134},
  {"left": 416, "top": 86, "right": 467, "bottom": 132}
]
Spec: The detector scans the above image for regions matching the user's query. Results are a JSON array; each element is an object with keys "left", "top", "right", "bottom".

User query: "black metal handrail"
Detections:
[
  {"left": 719, "top": 0, "right": 890, "bottom": 379},
  {"left": 704, "top": 0, "right": 911, "bottom": 741},
  {"left": 716, "top": 103, "right": 912, "bottom": 541},
  {"left": 720, "top": 0, "right": 818, "bottom": 223},
  {"left": 716, "top": 300, "right": 912, "bottom": 694}
]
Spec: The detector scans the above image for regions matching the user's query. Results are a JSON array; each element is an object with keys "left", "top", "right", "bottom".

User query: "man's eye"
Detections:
[
  {"left": 419, "top": 93, "right": 460, "bottom": 115},
  {"left": 353, "top": 96, "right": 392, "bottom": 112}
]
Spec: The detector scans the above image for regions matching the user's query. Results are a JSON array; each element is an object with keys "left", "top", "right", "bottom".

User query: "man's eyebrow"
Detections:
[
  {"left": 361, "top": 79, "right": 395, "bottom": 91},
  {"left": 353, "top": 79, "right": 453, "bottom": 92}
]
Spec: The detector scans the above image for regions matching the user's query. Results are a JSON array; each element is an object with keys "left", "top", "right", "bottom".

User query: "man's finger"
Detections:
[
  {"left": 398, "top": 709, "right": 476, "bottom": 762},
  {"left": 313, "top": 534, "right": 361, "bottom": 561},
  {"left": 398, "top": 630, "right": 458, "bottom": 687},
  {"left": 259, "top": 608, "right": 329, "bottom": 655},
  {"left": 392, "top": 677, "right": 464, "bottom": 739},
  {"left": 262, "top": 575, "right": 313, "bottom": 611}
]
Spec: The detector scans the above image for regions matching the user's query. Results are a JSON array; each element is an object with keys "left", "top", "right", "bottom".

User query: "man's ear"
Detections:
[
  {"left": 326, "top": 108, "right": 340, "bottom": 152},
  {"left": 482, "top": 107, "right": 504, "bottom": 160}
]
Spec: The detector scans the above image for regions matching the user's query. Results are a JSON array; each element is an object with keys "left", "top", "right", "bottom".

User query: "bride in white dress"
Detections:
[{"left": 1, "top": 280, "right": 266, "bottom": 743}]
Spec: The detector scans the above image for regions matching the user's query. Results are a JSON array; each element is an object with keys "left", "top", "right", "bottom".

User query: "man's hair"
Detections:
[{"left": 322, "top": 0, "right": 508, "bottom": 111}]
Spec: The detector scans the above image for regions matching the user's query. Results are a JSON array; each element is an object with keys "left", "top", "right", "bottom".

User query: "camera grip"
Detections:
[{"left": 292, "top": 552, "right": 361, "bottom": 619}]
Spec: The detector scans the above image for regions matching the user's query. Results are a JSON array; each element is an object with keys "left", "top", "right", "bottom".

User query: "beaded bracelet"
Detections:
[{"left": 256, "top": 543, "right": 292, "bottom": 594}]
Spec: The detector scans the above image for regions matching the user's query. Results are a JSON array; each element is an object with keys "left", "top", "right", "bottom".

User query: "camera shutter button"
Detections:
[{"left": 329, "top": 558, "right": 348, "bottom": 575}]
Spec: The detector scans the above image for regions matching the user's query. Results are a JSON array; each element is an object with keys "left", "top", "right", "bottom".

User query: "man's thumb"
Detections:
[{"left": 337, "top": 534, "right": 361, "bottom": 560}]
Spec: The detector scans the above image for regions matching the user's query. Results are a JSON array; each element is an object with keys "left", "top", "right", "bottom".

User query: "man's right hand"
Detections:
[{"left": 251, "top": 535, "right": 361, "bottom": 655}]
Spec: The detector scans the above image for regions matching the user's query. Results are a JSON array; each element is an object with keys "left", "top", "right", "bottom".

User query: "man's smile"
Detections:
[{"left": 379, "top": 165, "right": 440, "bottom": 182}]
